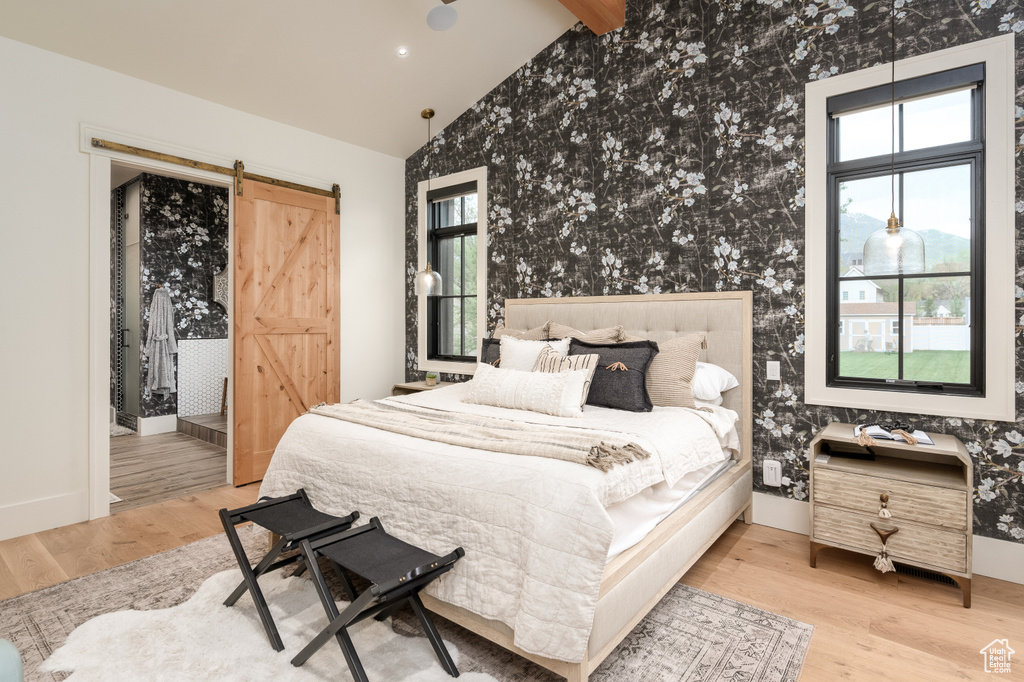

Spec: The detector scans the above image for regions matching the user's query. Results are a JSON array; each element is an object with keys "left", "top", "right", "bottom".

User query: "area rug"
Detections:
[
  {"left": 0, "top": 532, "right": 812, "bottom": 682},
  {"left": 109, "top": 423, "right": 134, "bottom": 437}
]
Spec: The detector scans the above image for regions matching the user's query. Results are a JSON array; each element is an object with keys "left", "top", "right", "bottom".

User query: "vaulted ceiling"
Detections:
[{"left": 0, "top": 0, "right": 580, "bottom": 158}]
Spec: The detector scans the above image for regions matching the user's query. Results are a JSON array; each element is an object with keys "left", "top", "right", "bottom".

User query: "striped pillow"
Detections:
[
  {"left": 493, "top": 322, "right": 550, "bottom": 341},
  {"left": 547, "top": 322, "right": 625, "bottom": 344},
  {"left": 645, "top": 333, "right": 707, "bottom": 409},
  {"left": 533, "top": 345, "right": 600, "bottom": 408}
]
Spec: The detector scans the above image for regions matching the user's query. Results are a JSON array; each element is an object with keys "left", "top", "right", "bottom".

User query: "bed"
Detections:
[{"left": 259, "top": 291, "right": 753, "bottom": 681}]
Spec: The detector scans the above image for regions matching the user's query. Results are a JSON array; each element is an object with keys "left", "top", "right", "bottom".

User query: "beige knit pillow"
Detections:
[
  {"left": 547, "top": 322, "right": 625, "bottom": 344},
  {"left": 532, "top": 345, "right": 600, "bottom": 408},
  {"left": 645, "top": 333, "right": 707, "bottom": 409},
  {"left": 493, "top": 322, "right": 550, "bottom": 341}
]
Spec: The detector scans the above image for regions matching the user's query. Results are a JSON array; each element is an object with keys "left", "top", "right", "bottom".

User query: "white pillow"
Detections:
[
  {"left": 465, "top": 362, "right": 589, "bottom": 417},
  {"left": 694, "top": 396, "right": 724, "bottom": 408},
  {"left": 498, "top": 336, "right": 570, "bottom": 372},
  {"left": 691, "top": 362, "right": 740, "bottom": 401}
]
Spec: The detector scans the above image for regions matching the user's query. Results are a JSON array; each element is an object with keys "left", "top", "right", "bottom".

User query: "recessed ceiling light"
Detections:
[{"left": 395, "top": 46, "right": 410, "bottom": 59}]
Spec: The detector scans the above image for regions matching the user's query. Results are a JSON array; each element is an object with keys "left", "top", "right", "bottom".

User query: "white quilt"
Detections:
[{"left": 259, "top": 383, "right": 737, "bottom": 663}]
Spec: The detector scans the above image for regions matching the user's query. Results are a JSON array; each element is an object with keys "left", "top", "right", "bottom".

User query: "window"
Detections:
[
  {"left": 839, "top": 320, "right": 845, "bottom": 336},
  {"left": 827, "top": 65, "right": 983, "bottom": 397},
  {"left": 417, "top": 167, "right": 487, "bottom": 375},
  {"left": 805, "top": 35, "right": 1015, "bottom": 421},
  {"left": 428, "top": 184, "right": 478, "bottom": 361}
]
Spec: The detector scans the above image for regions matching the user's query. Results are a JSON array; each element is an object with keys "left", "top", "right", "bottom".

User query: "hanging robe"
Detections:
[{"left": 145, "top": 287, "right": 178, "bottom": 398}]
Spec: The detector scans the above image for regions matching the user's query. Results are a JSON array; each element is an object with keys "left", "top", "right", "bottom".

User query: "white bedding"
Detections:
[
  {"left": 605, "top": 458, "right": 736, "bottom": 561},
  {"left": 259, "top": 383, "right": 737, "bottom": 663}
]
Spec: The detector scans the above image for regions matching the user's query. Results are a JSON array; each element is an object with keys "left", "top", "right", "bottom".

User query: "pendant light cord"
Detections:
[{"left": 890, "top": 0, "right": 896, "bottom": 221}]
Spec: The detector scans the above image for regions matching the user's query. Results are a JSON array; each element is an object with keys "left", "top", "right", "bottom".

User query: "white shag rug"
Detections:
[
  {"left": 110, "top": 423, "right": 135, "bottom": 437},
  {"left": 40, "top": 569, "right": 497, "bottom": 682}
]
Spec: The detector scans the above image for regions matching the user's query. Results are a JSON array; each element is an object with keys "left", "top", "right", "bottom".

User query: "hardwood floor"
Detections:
[
  {"left": 110, "top": 431, "right": 227, "bottom": 512},
  {"left": 0, "top": 484, "right": 259, "bottom": 601},
  {"left": 1, "top": 488, "right": 1021, "bottom": 680}
]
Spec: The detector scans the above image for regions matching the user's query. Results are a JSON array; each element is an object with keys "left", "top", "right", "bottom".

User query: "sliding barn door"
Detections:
[{"left": 233, "top": 179, "right": 339, "bottom": 485}]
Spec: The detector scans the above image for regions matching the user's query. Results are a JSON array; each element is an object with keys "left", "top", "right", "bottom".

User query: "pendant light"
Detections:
[
  {"left": 862, "top": 0, "right": 925, "bottom": 276},
  {"left": 414, "top": 108, "right": 443, "bottom": 297}
]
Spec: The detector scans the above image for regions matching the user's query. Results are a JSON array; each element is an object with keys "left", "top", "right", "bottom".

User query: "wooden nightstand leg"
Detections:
[
  {"left": 809, "top": 541, "right": 827, "bottom": 568},
  {"left": 958, "top": 577, "right": 971, "bottom": 608}
]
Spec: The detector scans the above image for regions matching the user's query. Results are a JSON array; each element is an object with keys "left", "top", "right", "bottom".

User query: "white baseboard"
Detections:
[
  {"left": 752, "top": 492, "right": 1024, "bottom": 585},
  {"left": 0, "top": 490, "right": 89, "bottom": 542},
  {"left": 138, "top": 414, "right": 178, "bottom": 436}
]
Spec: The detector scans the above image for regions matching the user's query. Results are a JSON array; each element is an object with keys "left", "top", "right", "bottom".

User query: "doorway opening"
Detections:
[{"left": 108, "top": 163, "right": 231, "bottom": 511}]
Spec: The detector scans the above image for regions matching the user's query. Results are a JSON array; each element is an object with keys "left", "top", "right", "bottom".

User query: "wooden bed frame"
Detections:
[{"left": 420, "top": 292, "right": 754, "bottom": 682}]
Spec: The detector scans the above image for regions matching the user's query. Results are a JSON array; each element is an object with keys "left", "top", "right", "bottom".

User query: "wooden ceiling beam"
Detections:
[{"left": 556, "top": 0, "right": 624, "bottom": 35}]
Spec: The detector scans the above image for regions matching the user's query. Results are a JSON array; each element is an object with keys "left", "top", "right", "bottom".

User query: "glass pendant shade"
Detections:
[
  {"left": 414, "top": 262, "right": 443, "bottom": 296},
  {"left": 862, "top": 212, "right": 926, "bottom": 276}
]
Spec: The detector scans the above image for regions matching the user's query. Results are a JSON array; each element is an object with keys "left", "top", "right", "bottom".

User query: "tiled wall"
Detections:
[{"left": 176, "top": 339, "right": 229, "bottom": 417}]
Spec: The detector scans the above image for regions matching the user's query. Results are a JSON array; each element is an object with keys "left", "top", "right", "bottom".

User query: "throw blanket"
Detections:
[
  {"left": 144, "top": 287, "right": 177, "bottom": 397},
  {"left": 310, "top": 400, "right": 651, "bottom": 471}
]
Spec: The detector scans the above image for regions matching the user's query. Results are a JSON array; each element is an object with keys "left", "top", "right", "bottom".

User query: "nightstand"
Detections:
[
  {"left": 809, "top": 422, "right": 973, "bottom": 607},
  {"left": 391, "top": 380, "right": 454, "bottom": 396}
]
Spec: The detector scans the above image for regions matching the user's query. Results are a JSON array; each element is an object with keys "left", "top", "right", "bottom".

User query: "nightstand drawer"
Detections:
[
  {"left": 814, "top": 468, "right": 967, "bottom": 531},
  {"left": 813, "top": 505, "right": 966, "bottom": 573}
]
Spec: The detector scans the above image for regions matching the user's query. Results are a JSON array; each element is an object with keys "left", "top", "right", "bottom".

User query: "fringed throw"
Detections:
[{"left": 310, "top": 400, "right": 652, "bottom": 472}]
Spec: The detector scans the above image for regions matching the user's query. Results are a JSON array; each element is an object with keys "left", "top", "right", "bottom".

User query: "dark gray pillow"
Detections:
[
  {"left": 569, "top": 339, "right": 659, "bottom": 412},
  {"left": 480, "top": 337, "right": 501, "bottom": 366}
]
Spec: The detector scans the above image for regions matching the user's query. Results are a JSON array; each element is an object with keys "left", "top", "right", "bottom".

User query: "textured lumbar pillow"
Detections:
[
  {"left": 568, "top": 339, "right": 660, "bottom": 412},
  {"left": 499, "top": 336, "right": 570, "bottom": 372},
  {"left": 532, "top": 345, "right": 600, "bottom": 406},
  {"left": 465, "top": 362, "right": 590, "bottom": 417},
  {"left": 645, "top": 333, "right": 707, "bottom": 409},
  {"left": 546, "top": 322, "right": 625, "bottom": 344},
  {"left": 492, "top": 322, "right": 550, "bottom": 341}
]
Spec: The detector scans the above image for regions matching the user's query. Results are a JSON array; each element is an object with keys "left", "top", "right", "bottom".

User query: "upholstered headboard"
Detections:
[{"left": 505, "top": 292, "right": 752, "bottom": 462}]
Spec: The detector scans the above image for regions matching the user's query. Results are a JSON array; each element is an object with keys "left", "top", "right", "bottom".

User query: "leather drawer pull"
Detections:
[
  {"left": 870, "top": 522, "right": 899, "bottom": 544},
  {"left": 871, "top": 522, "right": 899, "bottom": 573}
]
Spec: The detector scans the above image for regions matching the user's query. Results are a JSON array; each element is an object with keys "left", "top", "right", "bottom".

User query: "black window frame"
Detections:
[
  {"left": 825, "top": 64, "right": 985, "bottom": 398},
  {"left": 426, "top": 181, "right": 478, "bottom": 363}
]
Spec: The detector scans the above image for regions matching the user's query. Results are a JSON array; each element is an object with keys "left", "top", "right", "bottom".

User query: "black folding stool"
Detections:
[
  {"left": 219, "top": 489, "right": 360, "bottom": 651},
  {"left": 290, "top": 516, "right": 465, "bottom": 682}
]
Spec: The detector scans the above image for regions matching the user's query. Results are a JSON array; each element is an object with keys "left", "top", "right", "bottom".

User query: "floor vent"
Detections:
[{"left": 894, "top": 562, "right": 958, "bottom": 587}]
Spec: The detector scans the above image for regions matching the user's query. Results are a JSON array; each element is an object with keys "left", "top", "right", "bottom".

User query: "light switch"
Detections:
[{"left": 766, "top": 360, "right": 781, "bottom": 380}]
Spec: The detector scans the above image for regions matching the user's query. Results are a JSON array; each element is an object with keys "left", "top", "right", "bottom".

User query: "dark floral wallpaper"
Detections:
[
  {"left": 137, "top": 173, "right": 229, "bottom": 417},
  {"left": 404, "top": 0, "right": 1024, "bottom": 545}
]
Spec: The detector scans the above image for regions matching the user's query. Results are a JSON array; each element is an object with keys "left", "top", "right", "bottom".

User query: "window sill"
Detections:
[
  {"left": 805, "top": 382, "right": 1014, "bottom": 422},
  {"left": 417, "top": 357, "right": 476, "bottom": 376}
]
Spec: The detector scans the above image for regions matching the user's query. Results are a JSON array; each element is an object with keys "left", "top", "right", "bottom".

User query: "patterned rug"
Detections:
[{"left": 0, "top": 532, "right": 812, "bottom": 681}]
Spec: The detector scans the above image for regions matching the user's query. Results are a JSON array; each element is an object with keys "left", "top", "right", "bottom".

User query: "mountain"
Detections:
[{"left": 839, "top": 212, "right": 970, "bottom": 272}]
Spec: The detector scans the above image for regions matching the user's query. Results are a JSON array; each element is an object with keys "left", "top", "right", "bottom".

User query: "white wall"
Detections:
[{"left": 0, "top": 37, "right": 406, "bottom": 540}]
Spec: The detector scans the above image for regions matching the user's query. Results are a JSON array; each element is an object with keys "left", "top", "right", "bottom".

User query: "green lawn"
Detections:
[{"left": 839, "top": 350, "right": 971, "bottom": 384}]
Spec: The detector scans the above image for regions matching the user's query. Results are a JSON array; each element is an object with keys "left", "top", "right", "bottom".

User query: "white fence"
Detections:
[{"left": 910, "top": 325, "right": 970, "bottom": 352}]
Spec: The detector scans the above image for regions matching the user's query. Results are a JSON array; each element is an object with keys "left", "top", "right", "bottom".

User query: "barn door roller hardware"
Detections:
[{"left": 91, "top": 138, "right": 340, "bottom": 214}]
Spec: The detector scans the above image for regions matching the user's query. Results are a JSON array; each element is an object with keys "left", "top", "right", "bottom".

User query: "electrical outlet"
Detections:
[
  {"left": 766, "top": 360, "right": 781, "bottom": 381},
  {"left": 763, "top": 459, "right": 782, "bottom": 487}
]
